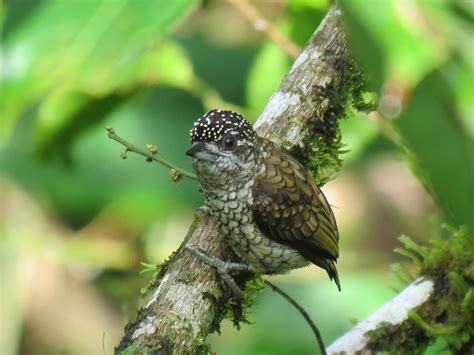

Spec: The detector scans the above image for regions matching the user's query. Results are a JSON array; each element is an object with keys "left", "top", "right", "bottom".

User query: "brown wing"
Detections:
[{"left": 252, "top": 139, "right": 340, "bottom": 289}]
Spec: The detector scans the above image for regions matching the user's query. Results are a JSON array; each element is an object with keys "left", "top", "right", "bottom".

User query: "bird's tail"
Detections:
[
  {"left": 297, "top": 249, "right": 341, "bottom": 291},
  {"left": 324, "top": 260, "right": 341, "bottom": 291}
]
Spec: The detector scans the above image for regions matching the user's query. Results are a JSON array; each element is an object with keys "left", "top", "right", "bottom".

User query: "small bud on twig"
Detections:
[
  {"left": 106, "top": 127, "right": 197, "bottom": 180},
  {"left": 170, "top": 169, "right": 183, "bottom": 185},
  {"left": 146, "top": 144, "right": 158, "bottom": 155}
]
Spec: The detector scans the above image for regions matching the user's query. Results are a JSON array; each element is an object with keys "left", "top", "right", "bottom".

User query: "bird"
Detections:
[{"left": 185, "top": 109, "right": 340, "bottom": 295}]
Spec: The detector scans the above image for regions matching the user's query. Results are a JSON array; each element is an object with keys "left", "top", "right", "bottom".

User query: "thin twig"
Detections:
[
  {"left": 105, "top": 126, "right": 197, "bottom": 181},
  {"left": 228, "top": 0, "right": 301, "bottom": 59},
  {"left": 264, "top": 280, "right": 326, "bottom": 355}
]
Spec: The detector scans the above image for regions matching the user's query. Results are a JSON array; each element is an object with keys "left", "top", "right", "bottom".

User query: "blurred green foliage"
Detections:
[
  {"left": 1, "top": 0, "right": 472, "bottom": 354},
  {"left": 396, "top": 74, "right": 474, "bottom": 229},
  {"left": 1, "top": 0, "right": 198, "bottom": 147},
  {"left": 342, "top": 0, "right": 474, "bottom": 230}
]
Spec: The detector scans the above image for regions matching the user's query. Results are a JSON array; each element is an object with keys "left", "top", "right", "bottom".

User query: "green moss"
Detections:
[
  {"left": 291, "top": 57, "right": 375, "bottom": 185},
  {"left": 367, "top": 320, "right": 430, "bottom": 353},
  {"left": 139, "top": 255, "right": 173, "bottom": 297},
  {"left": 228, "top": 275, "right": 265, "bottom": 329},
  {"left": 368, "top": 225, "right": 474, "bottom": 353},
  {"left": 205, "top": 274, "right": 265, "bottom": 334},
  {"left": 116, "top": 344, "right": 141, "bottom": 355}
]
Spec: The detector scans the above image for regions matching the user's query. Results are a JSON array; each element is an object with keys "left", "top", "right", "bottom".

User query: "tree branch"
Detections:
[
  {"left": 228, "top": 0, "right": 301, "bottom": 59},
  {"left": 116, "top": 5, "right": 363, "bottom": 354},
  {"left": 327, "top": 278, "right": 435, "bottom": 354},
  {"left": 327, "top": 274, "right": 473, "bottom": 353},
  {"left": 327, "top": 229, "right": 473, "bottom": 354}
]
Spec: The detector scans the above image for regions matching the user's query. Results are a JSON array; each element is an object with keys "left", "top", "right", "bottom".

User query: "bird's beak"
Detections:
[{"left": 186, "top": 142, "right": 218, "bottom": 162}]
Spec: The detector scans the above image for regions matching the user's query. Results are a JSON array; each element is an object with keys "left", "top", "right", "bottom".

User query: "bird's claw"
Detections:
[{"left": 185, "top": 245, "right": 251, "bottom": 298}]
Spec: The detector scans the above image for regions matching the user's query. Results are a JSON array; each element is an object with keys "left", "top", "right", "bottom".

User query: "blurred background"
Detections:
[{"left": 1, "top": 0, "right": 472, "bottom": 354}]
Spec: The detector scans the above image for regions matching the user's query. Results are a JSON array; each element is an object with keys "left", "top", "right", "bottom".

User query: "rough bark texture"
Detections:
[{"left": 116, "top": 5, "right": 363, "bottom": 354}]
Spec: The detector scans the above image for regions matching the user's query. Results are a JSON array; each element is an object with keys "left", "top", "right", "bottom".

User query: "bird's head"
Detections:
[{"left": 186, "top": 110, "right": 258, "bottom": 187}]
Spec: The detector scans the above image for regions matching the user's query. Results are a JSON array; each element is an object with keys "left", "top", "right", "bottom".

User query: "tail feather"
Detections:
[
  {"left": 296, "top": 248, "right": 342, "bottom": 291},
  {"left": 325, "top": 260, "right": 341, "bottom": 291}
]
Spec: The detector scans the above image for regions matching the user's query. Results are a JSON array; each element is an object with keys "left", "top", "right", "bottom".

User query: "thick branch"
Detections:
[
  {"left": 116, "top": 5, "right": 360, "bottom": 354},
  {"left": 327, "top": 278, "right": 434, "bottom": 354},
  {"left": 327, "top": 273, "right": 473, "bottom": 354},
  {"left": 327, "top": 230, "right": 473, "bottom": 354}
]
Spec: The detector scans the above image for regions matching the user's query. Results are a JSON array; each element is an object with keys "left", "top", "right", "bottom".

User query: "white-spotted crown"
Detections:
[{"left": 190, "top": 110, "right": 256, "bottom": 144}]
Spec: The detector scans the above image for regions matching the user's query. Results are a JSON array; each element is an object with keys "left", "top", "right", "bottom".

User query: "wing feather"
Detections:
[{"left": 252, "top": 139, "right": 340, "bottom": 288}]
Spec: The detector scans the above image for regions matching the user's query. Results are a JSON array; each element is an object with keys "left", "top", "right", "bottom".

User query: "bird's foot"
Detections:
[
  {"left": 185, "top": 245, "right": 253, "bottom": 298},
  {"left": 194, "top": 205, "right": 210, "bottom": 218}
]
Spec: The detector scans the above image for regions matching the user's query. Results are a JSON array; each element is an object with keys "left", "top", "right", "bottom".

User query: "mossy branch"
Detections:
[
  {"left": 115, "top": 5, "right": 366, "bottom": 354},
  {"left": 327, "top": 227, "right": 473, "bottom": 354},
  {"left": 107, "top": 129, "right": 329, "bottom": 354}
]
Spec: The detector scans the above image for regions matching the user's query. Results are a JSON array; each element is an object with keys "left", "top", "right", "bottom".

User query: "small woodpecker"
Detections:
[{"left": 186, "top": 109, "right": 340, "bottom": 294}]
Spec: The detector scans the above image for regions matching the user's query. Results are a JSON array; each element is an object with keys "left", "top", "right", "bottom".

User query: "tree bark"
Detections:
[
  {"left": 116, "top": 5, "right": 362, "bottom": 354},
  {"left": 327, "top": 277, "right": 435, "bottom": 354},
  {"left": 328, "top": 271, "right": 473, "bottom": 354}
]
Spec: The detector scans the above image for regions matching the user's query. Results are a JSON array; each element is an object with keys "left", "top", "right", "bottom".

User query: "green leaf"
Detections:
[{"left": 1, "top": 0, "right": 198, "bottom": 147}]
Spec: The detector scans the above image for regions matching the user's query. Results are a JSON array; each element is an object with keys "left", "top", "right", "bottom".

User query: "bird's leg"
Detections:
[{"left": 185, "top": 245, "right": 253, "bottom": 298}]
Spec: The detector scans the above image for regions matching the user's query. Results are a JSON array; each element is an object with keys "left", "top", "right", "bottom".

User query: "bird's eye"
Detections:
[{"left": 222, "top": 135, "right": 237, "bottom": 151}]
